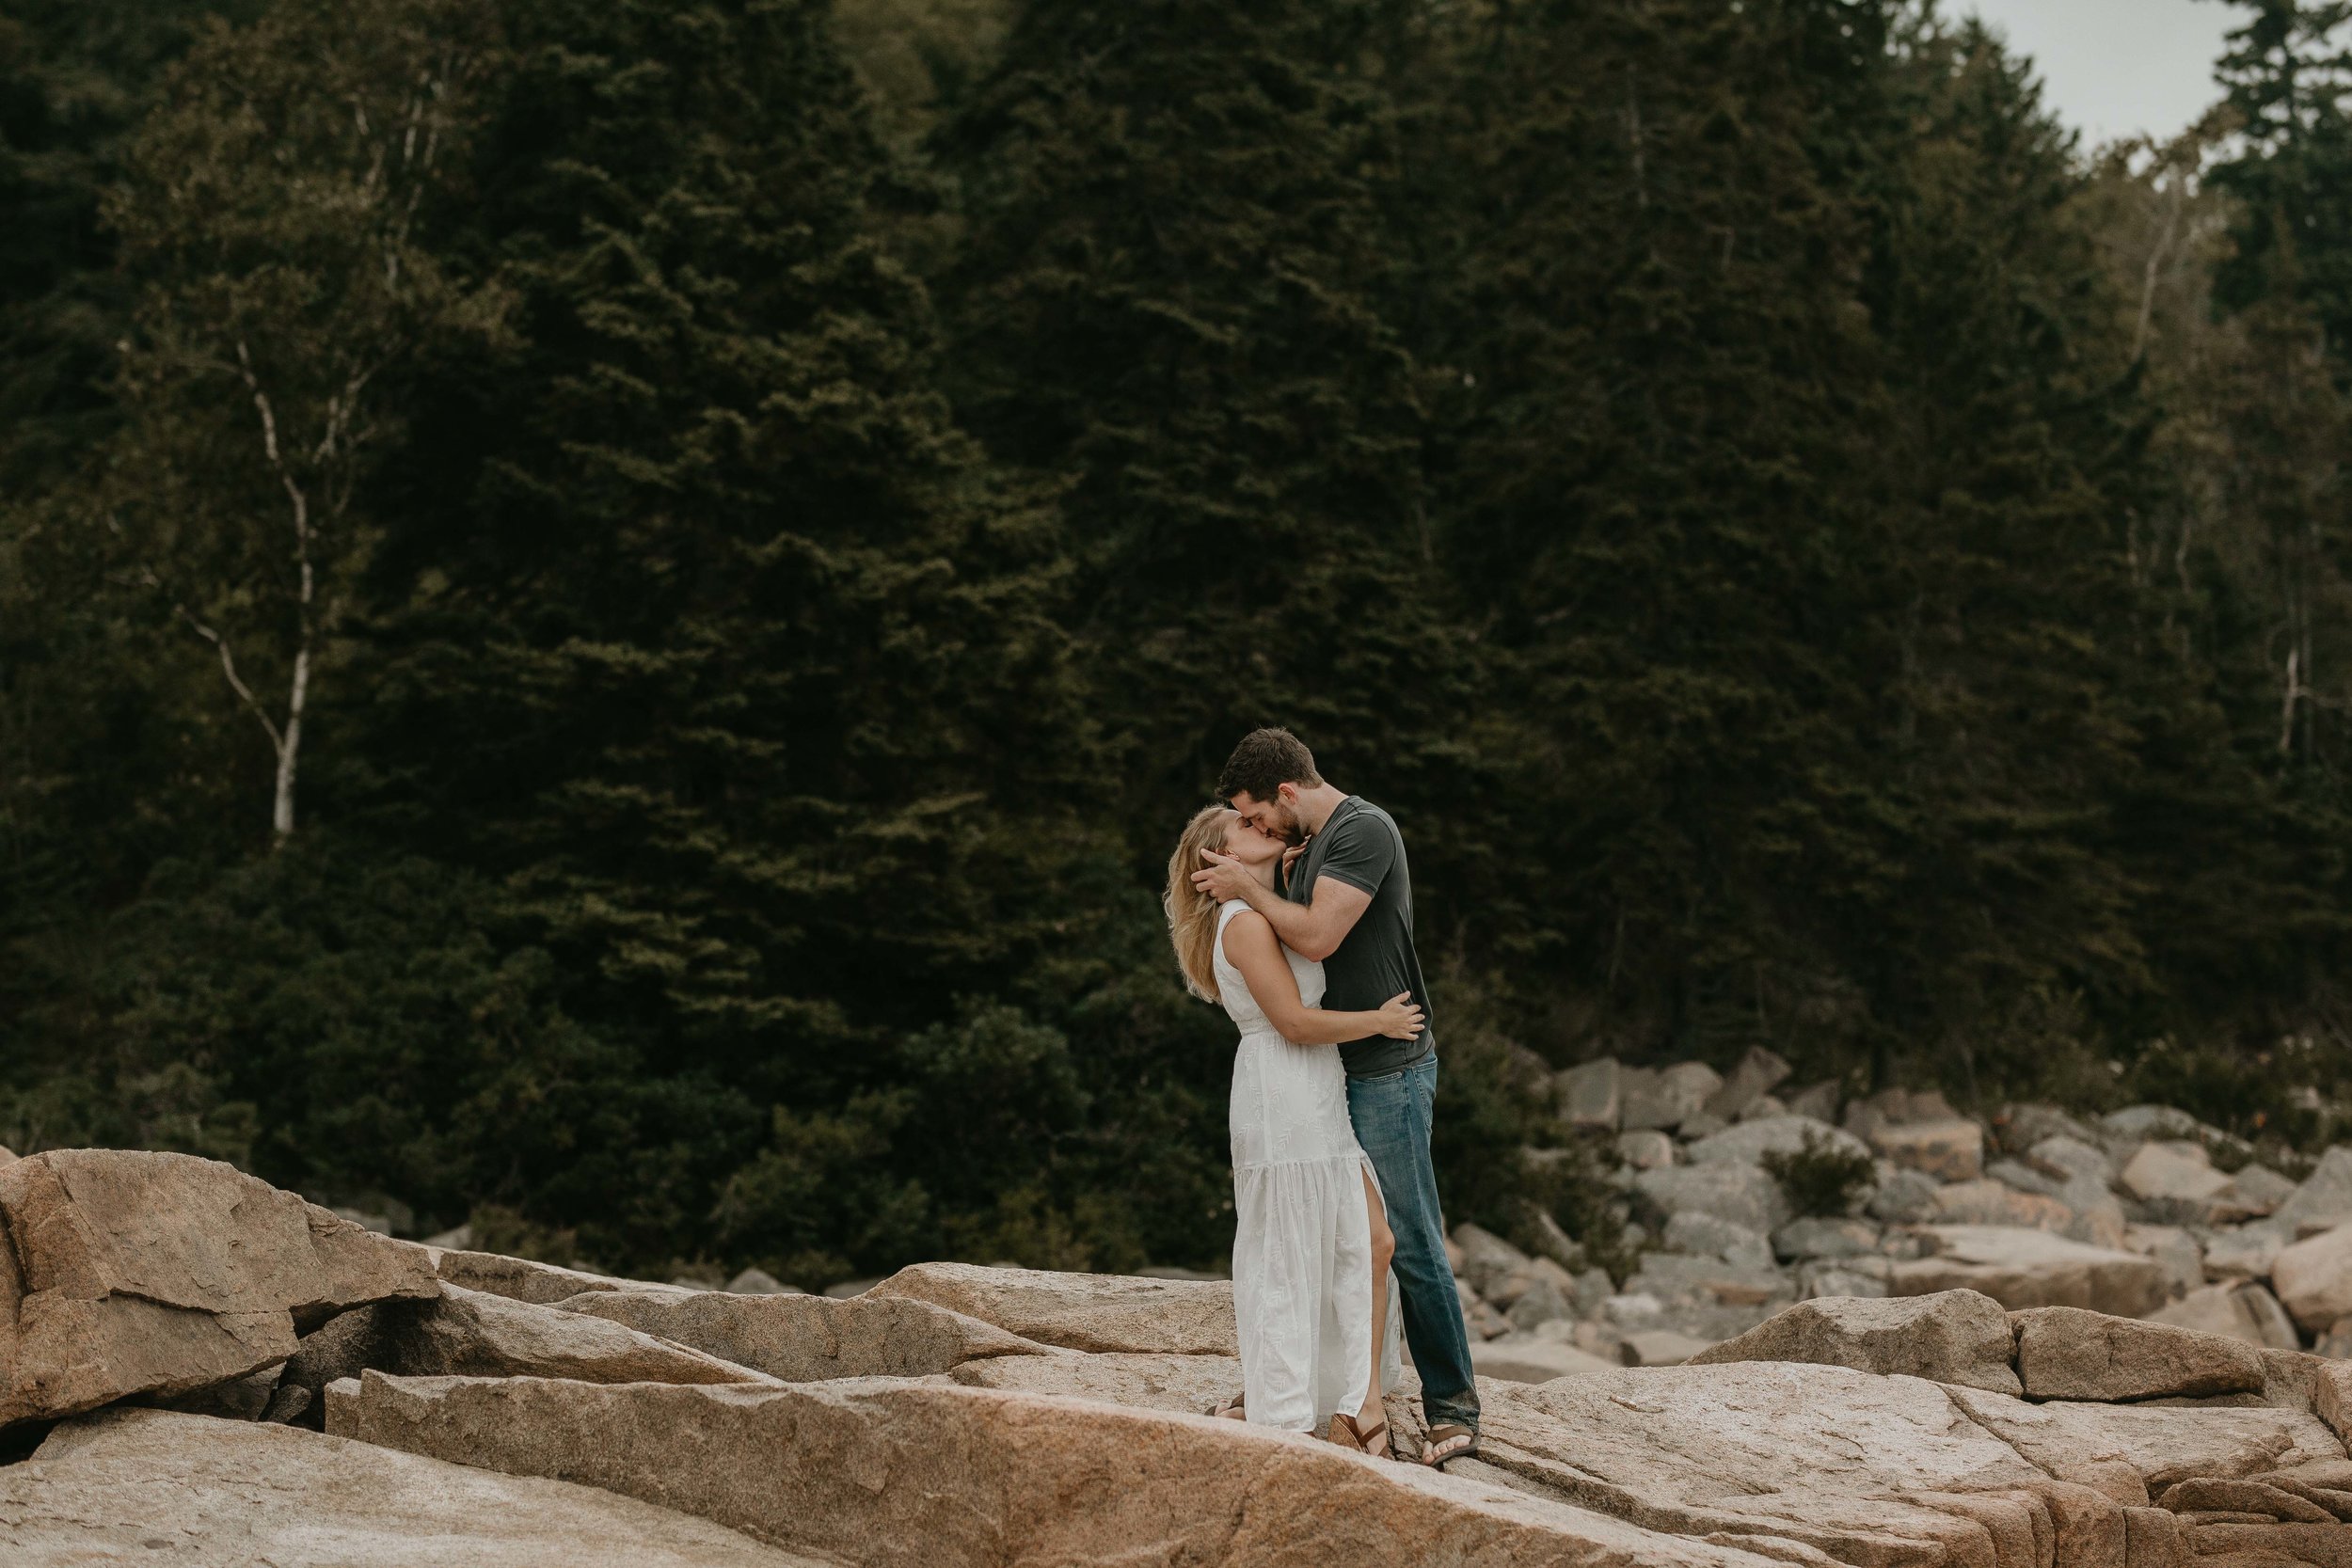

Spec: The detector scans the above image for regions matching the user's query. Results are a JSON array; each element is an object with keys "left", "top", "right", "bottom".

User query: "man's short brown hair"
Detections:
[{"left": 1218, "top": 727, "right": 1322, "bottom": 803}]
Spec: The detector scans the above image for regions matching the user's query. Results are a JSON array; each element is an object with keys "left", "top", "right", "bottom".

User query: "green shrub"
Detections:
[{"left": 1763, "top": 1130, "right": 1876, "bottom": 1218}]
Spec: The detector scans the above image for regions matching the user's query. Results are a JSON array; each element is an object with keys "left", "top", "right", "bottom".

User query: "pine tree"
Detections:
[
  {"left": 351, "top": 0, "right": 1133, "bottom": 1273},
  {"left": 2208, "top": 2, "right": 2352, "bottom": 357},
  {"left": 1399, "top": 0, "right": 1901, "bottom": 1060},
  {"left": 934, "top": 0, "right": 1480, "bottom": 877}
]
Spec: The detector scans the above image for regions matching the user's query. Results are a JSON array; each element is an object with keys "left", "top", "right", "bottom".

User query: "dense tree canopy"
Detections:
[{"left": 8, "top": 0, "right": 2352, "bottom": 1279}]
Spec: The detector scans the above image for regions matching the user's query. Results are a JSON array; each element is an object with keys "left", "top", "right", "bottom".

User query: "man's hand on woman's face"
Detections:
[{"left": 1191, "top": 848, "right": 1254, "bottom": 903}]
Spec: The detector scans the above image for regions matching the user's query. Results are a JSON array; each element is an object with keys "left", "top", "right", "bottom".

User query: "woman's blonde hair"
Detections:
[{"left": 1164, "top": 804, "right": 1235, "bottom": 1002}]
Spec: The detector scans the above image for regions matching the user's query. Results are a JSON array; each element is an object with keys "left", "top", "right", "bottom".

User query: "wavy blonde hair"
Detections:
[{"left": 1164, "top": 804, "right": 1236, "bottom": 1002}]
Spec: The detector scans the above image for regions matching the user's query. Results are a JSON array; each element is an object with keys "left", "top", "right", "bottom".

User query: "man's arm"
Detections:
[
  {"left": 1191, "top": 814, "right": 1389, "bottom": 960},
  {"left": 1198, "top": 861, "right": 1369, "bottom": 962}
]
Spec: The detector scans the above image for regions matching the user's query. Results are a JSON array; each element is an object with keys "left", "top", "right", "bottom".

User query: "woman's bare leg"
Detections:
[{"left": 1358, "top": 1164, "right": 1395, "bottom": 1453}]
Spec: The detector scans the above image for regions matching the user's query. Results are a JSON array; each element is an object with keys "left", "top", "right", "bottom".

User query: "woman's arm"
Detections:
[{"left": 1223, "top": 910, "right": 1422, "bottom": 1046}]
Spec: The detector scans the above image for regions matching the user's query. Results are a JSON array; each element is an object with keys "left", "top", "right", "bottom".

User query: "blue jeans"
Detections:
[{"left": 1346, "top": 1053, "right": 1479, "bottom": 1433}]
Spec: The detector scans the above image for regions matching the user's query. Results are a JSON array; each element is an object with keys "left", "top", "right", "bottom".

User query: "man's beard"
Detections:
[{"left": 1273, "top": 802, "right": 1307, "bottom": 847}]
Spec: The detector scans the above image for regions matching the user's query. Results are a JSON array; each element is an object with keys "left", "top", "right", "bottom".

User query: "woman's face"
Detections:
[{"left": 1217, "top": 809, "right": 1285, "bottom": 867}]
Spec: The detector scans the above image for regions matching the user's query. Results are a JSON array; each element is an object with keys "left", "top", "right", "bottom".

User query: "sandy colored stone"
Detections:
[
  {"left": 1614, "top": 1130, "right": 1675, "bottom": 1170},
  {"left": 1867, "top": 1117, "right": 1985, "bottom": 1183},
  {"left": 2010, "top": 1306, "right": 2265, "bottom": 1402},
  {"left": 1690, "top": 1289, "right": 2024, "bottom": 1395},
  {"left": 2155, "top": 1475, "right": 2338, "bottom": 1522},
  {"left": 1701, "top": 1047, "right": 1791, "bottom": 1121},
  {"left": 1943, "top": 1381, "right": 2349, "bottom": 1496},
  {"left": 2118, "top": 1141, "right": 2233, "bottom": 1206},
  {"left": 389, "top": 1240, "right": 691, "bottom": 1307},
  {"left": 1471, "top": 1337, "right": 1623, "bottom": 1383},
  {"left": 1617, "top": 1329, "right": 1715, "bottom": 1367},
  {"left": 1454, "top": 1223, "right": 1536, "bottom": 1301},
  {"left": 556, "top": 1285, "right": 1052, "bottom": 1380},
  {"left": 1772, "top": 1216, "right": 1880, "bottom": 1262},
  {"left": 1891, "top": 1225, "right": 2167, "bottom": 1317},
  {"left": 2278, "top": 1148, "right": 2352, "bottom": 1235},
  {"left": 1631, "top": 1163, "right": 1791, "bottom": 1236},
  {"left": 2316, "top": 1361, "right": 2352, "bottom": 1447},
  {"left": 388, "top": 1285, "right": 770, "bottom": 1386},
  {"left": 2173, "top": 1519, "right": 2352, "bottom": 1565},
  {"left": 0, "top": 1149, "right": 437, "bottom": 1428},
  {"left": 1559, "top": 1058, "right": 1622, "bottom": 1130},
  {"left": 272, "top": 1288, "right": 769, "bottom": 1402},
  {"left": 2122, "top": 1505, "right": 2188, "bottom": 1567},
  {"left": 1472, "top": 1362, "right": 2053, "bottom": 1566},
  {"left": 866, "top": 1261, "right": 1237, "bottom": 1354},
  {"left": 1930, "top": 1179, "right": 2077, "bottom": 1233},
  {"left": 1683, "top": 1115, "right": 1868, "bottom": 1168},
  {"left": 0, "top": 1406, "right": 815, "bottom": 1567},
  {"left": 2214, "top": 1164, "right": 2298, "bottom": 1223},
  {"left": 1623, "top": 1062, "right": 1722, "bottom": 1132},
  {"left": 947, "top": 1349, "right": 1241, "bottom": 1413},
  {"left": 2273, "top": 1225, "right": 2352, "bottom": 1334},
  {"left": 333, "top": 1371, "right": 1781, "bottom": 1567},
  {"left": 2201, "top": 1221, "right": 2289, "bottom": 1282}
]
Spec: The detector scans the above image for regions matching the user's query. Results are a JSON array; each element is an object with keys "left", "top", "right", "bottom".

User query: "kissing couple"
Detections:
[{"left": 1165, "top": 727, "right": 1480, "bottom": 1465}]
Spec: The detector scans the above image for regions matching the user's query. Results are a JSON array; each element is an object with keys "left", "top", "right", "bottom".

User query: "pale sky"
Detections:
[{"left": 1960, "top": 0, "right": 2237, "bottom": 148}]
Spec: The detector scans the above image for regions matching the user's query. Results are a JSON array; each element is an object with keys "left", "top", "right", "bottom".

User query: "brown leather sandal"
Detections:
[
  {"left": 1210, "top": 1390, "right": 1246, "bottom": 1419},
  {"left": 1327, "top": 1412, "right": 1390, "bottom": 1457},
  {"left": 1421, "top": 1423, "right": 1477, "bottom": 1465}
]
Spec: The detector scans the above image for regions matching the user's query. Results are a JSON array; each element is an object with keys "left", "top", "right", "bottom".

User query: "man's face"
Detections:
[{"left": 1229, "top": 787, "right": 1304, "bottom": 847}]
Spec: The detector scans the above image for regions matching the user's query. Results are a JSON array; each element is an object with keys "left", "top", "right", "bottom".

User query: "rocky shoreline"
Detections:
[
  {"left": 1449, "top": 1050, "right": 2352, "bottom": 1386},
  {"left": 2, "top": 1137, "right": 2351, "bottom": 1564}
]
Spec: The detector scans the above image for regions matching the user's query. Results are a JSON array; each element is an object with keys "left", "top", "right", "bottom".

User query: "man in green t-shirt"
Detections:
[{"left": 1190, "top": 727, "right": 1480, "bottom": 1465}]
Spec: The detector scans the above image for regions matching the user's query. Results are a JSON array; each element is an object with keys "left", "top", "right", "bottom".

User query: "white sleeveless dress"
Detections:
[{"left": 1214, "top": 899, "right": 1401, "bottom": 1432}]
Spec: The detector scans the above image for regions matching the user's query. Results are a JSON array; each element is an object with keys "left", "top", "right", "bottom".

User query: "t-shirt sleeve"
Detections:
[{"left": 1313, "top": 813, "right": 1395, "bottom": 899}]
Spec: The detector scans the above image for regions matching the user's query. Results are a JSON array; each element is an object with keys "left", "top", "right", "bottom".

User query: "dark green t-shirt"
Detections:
[{"left": 1286, "top": 796, "right": 1436, "bottom": 1078}]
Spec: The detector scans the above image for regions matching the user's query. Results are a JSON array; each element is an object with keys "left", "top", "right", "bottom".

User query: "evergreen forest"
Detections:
[{"left": 8, "top": 0, "right": 2352, "bottom": 1283}]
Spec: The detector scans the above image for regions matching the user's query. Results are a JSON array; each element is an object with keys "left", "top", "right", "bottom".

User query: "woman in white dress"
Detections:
[{"left": 1164, "top": 805, "right": 1422, "bottom": 1455}]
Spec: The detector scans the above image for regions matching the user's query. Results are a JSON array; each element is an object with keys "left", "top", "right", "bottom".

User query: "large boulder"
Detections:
[
  {"left": 1942, "top": 1380, "right": 2347, "bottom": 1496},
  {"left": 1890, "top": 1226, "right": 2168, "bottom": 1317},
  {"left": 2202, "top": 1219, "right": 2291, "bottom": 1282},
  {"left": 331, "top": 1371, "right": 1780, "bottom": 1567},
  {"left": 1622, "top": 1062, "right": 1723, "bottom": 1132},
  {"left": 555, "top": 1286, "right": 1053, "bottom": 1381},
  {"left": 1470, "top": 1336, "right": 1623, "bottom": 1384},
  {"left": 2009, "top": 1307, "right": 2265, "bottom": 1402},
  {"left": 1473, "top": 1362, "right": 2065, "bottom": 1566},
  {"left": 947, "top": 1350, "right": 1244, "bottom": 1413},
  {"left": 1700, "top": 1047, "right": 1791, "bottom": 1121},
  {"left": 2274, "top": 1148, "right": 2352, "bottom": 1235},
  {"left": 1865, "top": 1117, "right": 1984, "bottom": 1184},
  {"left": 1688, "top": 1290, "right": 2023, "bottom": 1395},
  {"left": 1630, "top": 1163, "right": 1790, "bottom": 1236},
  {"left": 1682, "top": 1116, "right": 1868, "bottom": 1169},
  {"left": 1928, "top": 1179, "right": 2076, "bottom": 1234},
  {"left": 866, "top": 1262, "right": 1237, "bottom": 1354},
  {"left": 0, "top": 1149, "right": 437, "bottom": 1429},
  {"left": 2315, "top": 1360, "right": 2352, "bottom": 1447},
  {"left": 396, "top": 1242, "right": 687, "bottom": 1307},
  {"left": 1657, "top": 1212, "right": 1776, "bottom": 1269},
  {"left": 1771, "top": 1216, "right": 1880, "bottom": 1263},
  {"left": 273, "top": 1287, "right": 770, "bottom": 1407},
  {"left": 2271, "top": 1224, "right": 2352, "bottom": 1335},
  {"left": 1558, "top": 1058, "right": 1623, "bottom": 1130},
  {"left": 1452, "top": 1223, "right": 1535, "bottom": 1302},
  {"left": 385, "top": 1286, "right": 771, "bottom": 1386},
  {"left": 2150, "top": 1281, "right": 2304, "bottom": 1353},
  {"left": 2121, "top": 1223, "right": 2204, "bottom": 1300},
  {"left": 0, "top": 1406, "right": 811, "bottom": 1567},
  {"left": 2116, "top": 1141, "right": 2233, "bottom": 1208}
]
